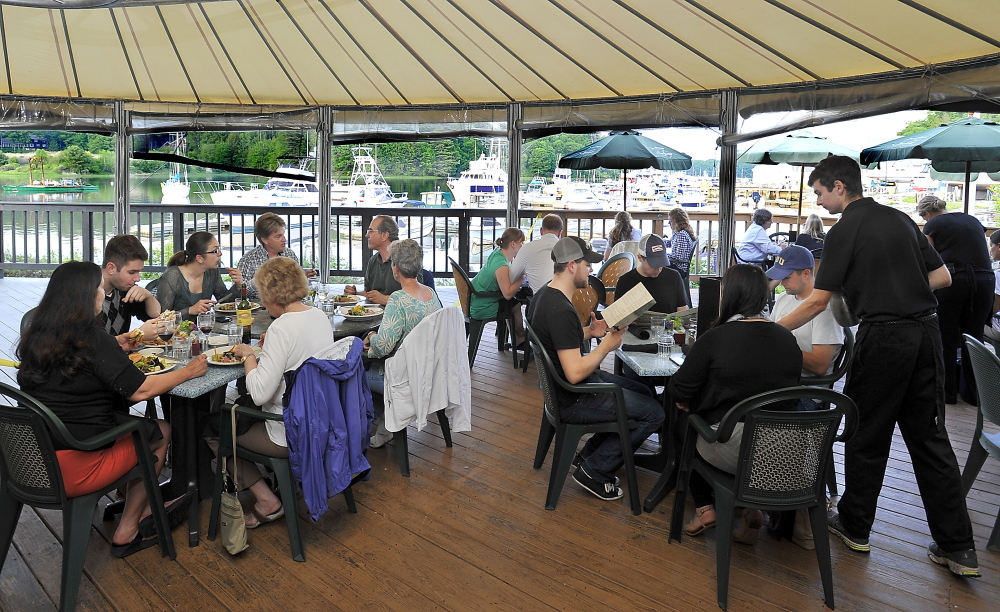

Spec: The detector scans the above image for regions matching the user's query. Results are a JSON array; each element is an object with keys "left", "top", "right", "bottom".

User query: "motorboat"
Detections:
[
  {"left": 331, "top": 145, "right": 402, "bottom": 206},
  {"left": 562, "top": 186, "right": 603, "bottom": 210},
  {"left": 208, "top": 165, "right": 320, "bottom": 207},
  {"left": 447, "top": 139, "right": 507, "bottom": 207}
]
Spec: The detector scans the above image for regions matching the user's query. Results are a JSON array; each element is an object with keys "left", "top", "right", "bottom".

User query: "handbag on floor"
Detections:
[{"left": 219, "top": 406, "right": 249, "bottom": 555}]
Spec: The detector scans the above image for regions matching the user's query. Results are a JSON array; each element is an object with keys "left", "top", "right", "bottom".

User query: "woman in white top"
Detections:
[{"left": 211, "top": 257, "right": 334, "bottom": 528}]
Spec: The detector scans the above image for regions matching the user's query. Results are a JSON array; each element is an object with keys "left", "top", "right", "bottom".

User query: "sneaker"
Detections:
[
  {"left": 827, "top": 512, "right": 870, "bottom": 553},
  {"left": 572, "top": 453, "right": 620, "bottom": 486},
  {"left": 928, "top": 543, "right": 981, "bottom": 578},
  {"left": 572, "top": 465, "right": 623, "bottom": 501}
]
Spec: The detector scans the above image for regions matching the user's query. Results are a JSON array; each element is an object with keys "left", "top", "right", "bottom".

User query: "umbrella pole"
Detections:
[
  {"left": 622, "top": 169, "right": 627, "bottom": 211},
  {"left": 964, "top": 161, "right": 971, "bottom": 214},
  {"left": 797, "top": 165, "right": 805, "bottom": 227}
]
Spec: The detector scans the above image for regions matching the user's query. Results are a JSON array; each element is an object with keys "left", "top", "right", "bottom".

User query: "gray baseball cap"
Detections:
[{"left": 551, "top": 236, "right": 603, "bottom": 264}]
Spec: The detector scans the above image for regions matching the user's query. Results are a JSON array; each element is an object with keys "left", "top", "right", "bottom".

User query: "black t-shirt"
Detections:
[
  {"left": 668, "top": 321, "right": 802, "bottom": 425},
  {"left": 18, "top": 325, "right": 147, "bottom": 450},
  {"left": 615, "top": 267, "right": 687, "bottom": 314},
  {"left": 922, "top": 212, "right": 991, "bottom": 271},
  {"left": 527, "top": 285, "right": 587, "bottom": 410},
  {"left": 815, "top": 197, "right": 943, "bottom": 322}
]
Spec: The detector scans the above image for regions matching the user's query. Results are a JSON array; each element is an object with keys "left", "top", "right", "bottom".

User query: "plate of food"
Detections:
[
  {"left": 140, "top": 337, "right": 170, "bottom": 347},
  {"left": 129, "top": 354, "right": 178, "bottom": 375},
  {"left": 214, "top": 302, "right": 261, "bottom": 313},
  {"left": 206, "top": 346, "right": 262, "bottom": 365},
  {"left": 138, "top": 347, "right": 164, "bottom": 357},
  {"left": 331, "top": 294, "right": 363, "bottom": 305},
  {"left": 339, "top": 304, "right": 384, "bottom": 319}
]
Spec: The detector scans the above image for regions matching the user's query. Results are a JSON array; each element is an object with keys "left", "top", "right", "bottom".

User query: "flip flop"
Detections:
[
  {"left": 246, "top": 504, "right": 284, "bottom": 530},
  {"left": 137, "top": 491, "right": 193, "bottom": 539},
  {"left": 110, "top": 533, "right": 159, "bottom": 559}
]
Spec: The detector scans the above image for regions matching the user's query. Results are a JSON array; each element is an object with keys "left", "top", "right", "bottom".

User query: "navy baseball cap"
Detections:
[
  {"left": 638, "top": 234, "right": 668, "bottom": 268},
  {"left": 766, "top": 245, "right": 815, "bottom": 280}
]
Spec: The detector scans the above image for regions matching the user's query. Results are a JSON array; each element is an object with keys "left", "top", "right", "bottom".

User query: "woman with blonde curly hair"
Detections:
[{"left": 209, "top": 256, "right": 334, "bottom": 528}]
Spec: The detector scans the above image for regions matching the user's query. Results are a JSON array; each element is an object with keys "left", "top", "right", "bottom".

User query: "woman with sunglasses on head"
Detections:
[{"left": 157, "top": 231, "right": 243, "bottom": 320}]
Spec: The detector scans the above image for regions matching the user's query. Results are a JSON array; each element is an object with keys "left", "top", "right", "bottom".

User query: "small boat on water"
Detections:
[
  {"left": 208, "top": 165, "right": 320, "bottom": 207},
  {"left": 448, "top": 139, "right": 507, "bottom": 207},
  {"left": 160, "top": 133, "right": 190, "bottom": 201},
  {"left": 3, "top": 155, "right": 97, "bottom": 193}
]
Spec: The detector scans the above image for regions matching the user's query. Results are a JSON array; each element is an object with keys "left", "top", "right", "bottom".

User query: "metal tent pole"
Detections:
[
  {"left": 113, "top": 100, "right": 130, "bottom": 235},
  {"left": 717, "top": 89, "right": 739, "bottom": 276},
  {"left": 317, "top": 107, "right": 332, "bottom": 282},
  {"left": 507, "top": 102, "right": 523, "bottom": 229}
]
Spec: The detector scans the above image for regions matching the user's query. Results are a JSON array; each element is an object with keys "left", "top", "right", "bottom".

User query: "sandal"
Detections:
[
  {"left": 246, "top": 504, "right": 284, "bottom": 530},
  {"left": 684, "top": 505, "right": 716, "bottom": 536},
  {"left": 733, "top": 509, "right": 764, "bottom": 545}
]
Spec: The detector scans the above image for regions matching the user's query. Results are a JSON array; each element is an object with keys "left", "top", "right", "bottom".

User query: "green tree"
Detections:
[
  {"left": 57, "top": 145, "right": 96, "bottom": 173},
  {"left": 898, "top": 111, "right": 1000, "bottom": 136}
]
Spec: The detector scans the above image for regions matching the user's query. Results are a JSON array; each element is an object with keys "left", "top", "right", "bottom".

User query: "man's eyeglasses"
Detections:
[
  {"left": 366, "top": 228, "right": 384, "bottom": 235},
  {"left": 204, "top": 247, "right": 222, "bottom": 255}
]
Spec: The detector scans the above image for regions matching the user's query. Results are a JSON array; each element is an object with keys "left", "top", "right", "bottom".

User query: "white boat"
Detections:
[
  {"left": 562, "top": 186, "right": 603, "bottom": 210},
  {"left": 160, "top": 133, "right": 190, "bottom": 201},
  {"left": 675, "top": 188, "right": 707, "bottom": 207},
  {"left": 208, "top": 165, "right": 320, "bottom": 207},
  {"left": 331, "top": 145, "right": 403, "bottom": 206},
  {"left": 447, "top": 139, "right": 507, "bottom": 207}
]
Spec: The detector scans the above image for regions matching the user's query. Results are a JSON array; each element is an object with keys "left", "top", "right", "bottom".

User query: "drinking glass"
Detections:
[
  {"left": 227, "top": 322, "right": 241, "bottom": 347},
  {"left": 158, "top": 315, "right": 177, "bottom": 356},
  {"left": 649, "top": 315, "right": 666, "bottom": 340},
  {"left": 657, "top": 334, "right": 674, "bottom": 358},
  {"left": 172, "top": 335, "right": 192, "bottom": 361},
  {"left": 197, "top": 311, "right": 215, "bottom": 343}
]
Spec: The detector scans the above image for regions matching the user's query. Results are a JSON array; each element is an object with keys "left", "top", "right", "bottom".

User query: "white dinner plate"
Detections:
[
  {"left": 207, "top": 335, "right": 229, "bottom": 346},
  {"left": 329, "top": 295, "right": 363, "bottom": 305},
  {"left": 206, "top": 346, "right": 261, "bottom": 365},
  {"left": 138, "top": 347, "right": 164, "bottom": 357},
  {"left": 213, "top": 302, "right": 261, "bottom": 313},
  {"left": 338, "top": 305, "right": 384, "bottom": 320}
]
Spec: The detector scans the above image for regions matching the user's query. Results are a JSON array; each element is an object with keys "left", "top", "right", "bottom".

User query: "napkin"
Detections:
[{"left": 621, "top": 343, "right": 657, "bottom": 353}]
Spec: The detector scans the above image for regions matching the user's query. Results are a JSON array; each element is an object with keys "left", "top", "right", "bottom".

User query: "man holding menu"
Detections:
[{"left": 527, "top": 237, "right": 663, "bottom": 501}]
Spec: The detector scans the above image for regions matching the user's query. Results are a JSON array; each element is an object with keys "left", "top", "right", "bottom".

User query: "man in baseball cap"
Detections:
[
  {"left": 767, "top": 245, "right": 844, "bottom": 379},
  {"left": 614, "top": 234, "right": 688, "bottom": 314},
  {"left": 527, "top": 235, "right": 663, "bottom": 503}
]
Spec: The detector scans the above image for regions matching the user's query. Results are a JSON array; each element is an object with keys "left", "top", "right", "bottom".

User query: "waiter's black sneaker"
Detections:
[
  {"left": 573, "top": 465, "right": 623, "bottom": 501},
  {"left": 828, "top": 512, "right": 870, "bottom": 553},
  {"left": 928, "top": 543, "right": 981, "bottom": 578}
]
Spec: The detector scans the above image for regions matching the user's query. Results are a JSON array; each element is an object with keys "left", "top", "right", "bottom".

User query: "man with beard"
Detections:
[{"left": 527, "top": 237, "right": 663, "bottom": 502}]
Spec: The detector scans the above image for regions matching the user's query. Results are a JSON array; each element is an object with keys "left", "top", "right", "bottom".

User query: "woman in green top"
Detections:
[{"left": 470, "top": 227, "right": 525, "bottom": 320}]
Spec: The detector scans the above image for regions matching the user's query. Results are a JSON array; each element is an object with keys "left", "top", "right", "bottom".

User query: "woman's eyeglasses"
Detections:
[{"left": 204, "top": 247, "right": 222, "bottom": 255}]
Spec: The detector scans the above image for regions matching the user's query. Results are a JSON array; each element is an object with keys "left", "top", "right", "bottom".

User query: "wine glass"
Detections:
[
  {"left": 197, "top": 311, "right": 215, "bottom": 345},
  {"left": 158, "top": 314, "right": 177, "bottom": 356}
]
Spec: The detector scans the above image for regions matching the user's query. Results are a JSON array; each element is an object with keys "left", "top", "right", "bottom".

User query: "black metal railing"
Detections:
[{"left": 0, "top": 201, "right": 802, "bottom": 279}]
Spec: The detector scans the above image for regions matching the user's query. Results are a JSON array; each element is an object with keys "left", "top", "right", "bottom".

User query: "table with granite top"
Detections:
[{"left": 615, "top": 330, "right": 683, "bottom": 513}]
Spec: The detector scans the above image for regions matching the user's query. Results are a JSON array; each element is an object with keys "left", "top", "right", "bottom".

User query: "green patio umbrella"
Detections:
[
  {"left": 739, "top": 130, "right": 860, "bottom": 225},
  {"left": 861, "top": 117, "right": 1000, "bottom": 213},
  {"left": 558, "top": 130, "right": 692, "bottom": 210}
]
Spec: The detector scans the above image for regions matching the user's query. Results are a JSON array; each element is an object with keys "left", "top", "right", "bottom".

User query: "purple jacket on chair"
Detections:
[{"left": 282, "top": 337, "right": 374, "bottom": 521}]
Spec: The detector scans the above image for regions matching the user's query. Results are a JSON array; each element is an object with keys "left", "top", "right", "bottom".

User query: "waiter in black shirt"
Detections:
[
  {"left": 778, "top": 156, "right": 980, "bottom": 578},
  {"left": 917, "top": 195, "right": 993, "bottom": 404}
]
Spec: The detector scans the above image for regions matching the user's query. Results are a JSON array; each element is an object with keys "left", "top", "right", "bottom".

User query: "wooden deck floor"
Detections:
[{"left": 0, "top": 277, "right": 998, "bottom": 611}]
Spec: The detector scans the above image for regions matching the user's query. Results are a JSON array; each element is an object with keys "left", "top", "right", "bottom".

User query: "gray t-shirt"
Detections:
[
  {"left": 770, "top": 291, "right": 844, "bottom": 376},
  {"left": 364, "top": 250, "right": 402, "bottom": 296}
]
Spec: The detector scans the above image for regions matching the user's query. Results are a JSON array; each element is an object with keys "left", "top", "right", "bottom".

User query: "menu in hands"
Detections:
[{"left": 601, "top": 283, "right": 656, "bottom": 330}]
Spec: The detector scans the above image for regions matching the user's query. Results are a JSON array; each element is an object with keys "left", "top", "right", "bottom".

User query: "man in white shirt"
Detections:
[
  {"left": 509, "top": 214, "right": 563, "bottom": 292},
  {"left": 767, "top": 245, "right": 844, "bottom": 377}
]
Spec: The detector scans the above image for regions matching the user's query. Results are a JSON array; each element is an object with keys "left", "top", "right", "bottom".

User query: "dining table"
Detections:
[{"left": 615, "top": 329, "right": 682, "bottom": 513}]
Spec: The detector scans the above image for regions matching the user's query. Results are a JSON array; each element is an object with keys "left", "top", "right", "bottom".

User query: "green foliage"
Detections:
[
  {"left": 898, "top": 111, "right": 1000, "bottom": 136},
  {"left": 57, "top": 145, "right": 97, "bottom": 173}
]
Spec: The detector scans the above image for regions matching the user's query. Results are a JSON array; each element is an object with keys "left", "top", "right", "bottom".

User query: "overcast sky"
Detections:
[{"left": 643, "top": 110, "right": 928, "bottom": 160}]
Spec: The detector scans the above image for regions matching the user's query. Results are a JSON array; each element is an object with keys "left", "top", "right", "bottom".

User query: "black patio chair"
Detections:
[
  {"left": 959, "top": 334, "right": 1000, "bottom": 552},
  {"left": 800, "top": 326, "right": 855, "bottom": 498},
  {"left": 449, "top": 257, "right": 519, "bottom": 368},
  {"left": 669, "top": 386, "right": 857, "bottom": 611},
  {"left": 527, "top": 321, "right": 641, "bottom": 515},
  {"left": 0, "top": 382, "right": 176, "bottom": 612}
]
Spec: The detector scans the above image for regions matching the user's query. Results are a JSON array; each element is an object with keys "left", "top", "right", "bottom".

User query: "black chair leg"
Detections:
[
  {"left": 533, "top": 415, "right": 555, "bottom": 469},
  {"left": 713, "top": 494, "right": 736, "bottom": 612},
  {"left": 342, "top": 486, "right": 357, "bottom": 514},
  {"left": 437, "top": 411, "right": 453, "bottom": 447},
  {"left": 468, "top": 320, "right": 486, "bottom": 367},
  {"left": 544, "top": 426, "right": 578, "bottom": 511},
  {"left": 961, "top": 441, "right": 988, "bottom": 495},
  {"left": 826, "top": 448, "right": 838, "bottom": 498},
  {"left": 987, "top": 505, "right": 1000, "bottom": 553},
  {"left": 207, "top": 450, "right": 228, "bottom": 541},
  {"left": 0, "top": 494, "right": 21, "bottom": 570},
  {"left": 61, "top": 495, "right": 101, "bottom": 612},
  {"left": 270, "top": 458, "right": 305, "bottom": 562},
  {"left": 809, "top": 503, "right": 836, "bottom": 609},
  {"left": 394, "top": 429, "right": 410, "bottom": 477}
]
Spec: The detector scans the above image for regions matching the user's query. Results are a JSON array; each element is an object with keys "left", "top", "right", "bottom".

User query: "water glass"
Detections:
[
  {"left": 649, "top": 315, "right": 666, "bottom": 339},
  {"left": 227, "top": 322, "right": 241, "bottom": 347},
  {"left": 657, "top": 334, "right": 674, "bottom": 358},
  {"left": 173, "top": 335, "right": 192, "bottom": 361}
]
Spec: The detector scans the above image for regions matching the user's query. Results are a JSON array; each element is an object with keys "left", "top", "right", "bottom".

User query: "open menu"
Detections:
[{"left": 601, "top": 283, "right": 656, "bottom": 330}]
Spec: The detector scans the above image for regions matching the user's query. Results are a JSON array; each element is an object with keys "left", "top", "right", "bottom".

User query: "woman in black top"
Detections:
[
  {"left": 17, "top": 261, "right": 207, "bottom": 558},
  {"left": 794, "top": 213, "right": 826, "bottom": 252},
  {"left": 668, "top": 264, "right": 802, "bottom": 543}
]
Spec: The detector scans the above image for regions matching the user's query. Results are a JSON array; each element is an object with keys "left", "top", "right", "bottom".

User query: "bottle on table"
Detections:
[{"left": 237, "top": 284, "right": 252, "bottom": 345}]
